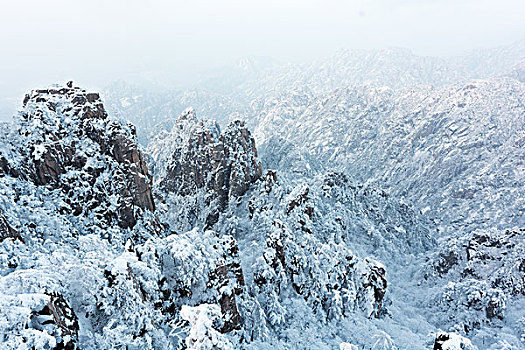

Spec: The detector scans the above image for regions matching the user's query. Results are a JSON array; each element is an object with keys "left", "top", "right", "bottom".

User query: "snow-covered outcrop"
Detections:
[
  {"left": 148, "top": 109, "right": 262, "bottom": 229},
  {"left": 0, "top": 85, "right": 248, "bottom": 348},
  {"left": 0, "top": 292, "right": 79, "bottom": 349},
  {"left": 180, "top": 304, "right": 234, "bottom": 350},
  {"left": 0, "top": 84, "right": 431, "bottom": 349},
  {"left": 250, "top": 77, "right": 525, "bottom": 348},
  {"left": 0, "top": 83, "right": 156, "bottom": 230},
  {"left": 432, "top": 331, "right": 476, "bottom": 350},
  {"left": 418, "top": 227, "right": 525, "bottom": 346},
  {"left": 144, "top": 108, "right": 444, "bottom": 348}
]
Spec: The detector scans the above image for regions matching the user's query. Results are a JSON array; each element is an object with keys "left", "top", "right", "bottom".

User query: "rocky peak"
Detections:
[
  {"left": 176, "top": 107, "right": 198, "bottom": 123},
  {"left": 149, "top": 111, "right": 262, "bottom": 228},
  {"left": 218, "top": 120, "right": 262, "bottom": 199},
  {"left": 21, "top": 83, "right": 106, "bottom": 121},
  {"left": 5, "top": 82, "right": 156, "bottom": 230}
]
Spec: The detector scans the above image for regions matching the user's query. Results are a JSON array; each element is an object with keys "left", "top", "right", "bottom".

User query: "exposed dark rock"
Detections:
[
  {"left": 105, "top": 125, "right": 155, "bottom": 228},
  {"left": 361, "top": 259, "right": 388, "bottom": 318},
  {"left": 32, "top": 143, "right": 74, "bottom": 186},
  {"left": 262, "top": 170, "right": 278, "bottom": 193},
  {"left": 433, "top": 333, "right": 450, "bottom": 350},
  {"left": 286, "top": 185, "right": 309, "bottom": 214},
  {"left": 16, "top": 83, "right": 156, "bottom": 230},
  {"left": 210, "top": 264, "right": 242, "bottom": 332},
  {"left": 466, "top": 228, "right": 525, "bottom": 296},
  {"left": 433, "top": 331, "right": 474, "bottom": 350},
  {"left": 486, "top": 297, "right": 504, "bottom": 320},
  {"left": 161, "top": 111, "right": 222, "bottom": 197},
  {"left": 0, "top": 155, "right": 21, "bottom": 178},
  {"left": 208, "top": 235, "right": 245, "bottom": 332},
  {"left": 436, "top": 250, "right": 458, "bottom": 274},
  {"left": 155, "top": 111, "right": 262, "bottom": 227},
  {"left": 0, "top": 208, "right": 22, "bottom": 243},
  {"left": 30, "top": 292, "right": 79, "bottom": 350},
  {"left": 218, "top": 120, "right": 262, "bottom": 201}
]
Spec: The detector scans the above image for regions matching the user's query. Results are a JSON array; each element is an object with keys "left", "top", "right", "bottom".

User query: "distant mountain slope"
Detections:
[
  {"left": 100, "top": 41, "right": 525, "bottom": 147},
  {"left": 102, "top": 81, "right": 246, "bottom": 144},
  {"left": 254, "top": 78, "right": 525, "bottom": 235}
]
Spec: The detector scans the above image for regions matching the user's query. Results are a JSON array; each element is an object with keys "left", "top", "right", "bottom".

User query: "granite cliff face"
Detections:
[
  {"left": 1, "top": 83, "right": 155, "bottom": 229},
  {"left": 148, "top": 108, "right": 262, "bottom": 228}
]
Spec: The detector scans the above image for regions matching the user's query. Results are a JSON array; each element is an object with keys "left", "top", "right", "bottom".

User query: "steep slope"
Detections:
[
  {"left": 1, "top": 77, "right": 522, "bottom": 349},
  {"left": 147, "top": 108, "right": 262, "bottom": 231},
  {"left": 251, "top": 77, "right": 525, "bottom": 349},
  {"left": 147, "top": 110, "right": 441, "bottom": 349},
  {"left": 0, "top": 84, "right": 247, "bottom": 349},
  {"left": 254, "top": 78, "right": 525, "bottom": 235},
  {"left": 0, "top": 84, "right": 438, "bottom": 349},
  {"left": 0, "top": 83, "right": 156, "bottom": 230}
]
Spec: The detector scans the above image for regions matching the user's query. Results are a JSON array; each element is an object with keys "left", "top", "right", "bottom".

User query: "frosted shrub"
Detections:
[{"left": 180, "top": 304, "right": 233, "bottom": 350}]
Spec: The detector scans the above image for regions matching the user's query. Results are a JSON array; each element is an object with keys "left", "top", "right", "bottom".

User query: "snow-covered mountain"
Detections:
[
  {"left": 101, "top": 40, "right": 525, "bottom": 148},
  {"left": 0, "top": 83, "right": 434, "bottom": 349},
  {"left": 0, "top": 40, "right": 524, "bottom": 350},
  {"left": 249, "top": 75, "right": 525, "bottom": 348},
  {"left": 145, "top": 109, "right": 440, "bottom": 348},
  {"left": 253, "top": 78, "right": 525, "bottom": 234}
]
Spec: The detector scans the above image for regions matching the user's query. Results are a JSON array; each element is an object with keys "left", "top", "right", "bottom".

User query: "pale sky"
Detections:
[{"left": 1, "top": 0, "right": 524, "bottom": 118}]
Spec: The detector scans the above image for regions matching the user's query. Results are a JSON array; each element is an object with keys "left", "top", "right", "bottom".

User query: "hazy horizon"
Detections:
[{"left": 1, "top": 0, "right": 525, "bottom": 120}]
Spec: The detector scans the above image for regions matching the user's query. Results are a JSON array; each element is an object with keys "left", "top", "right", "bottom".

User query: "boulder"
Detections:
[{"left": 433, "top": 331, "right": 475, "bottom": 350}]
